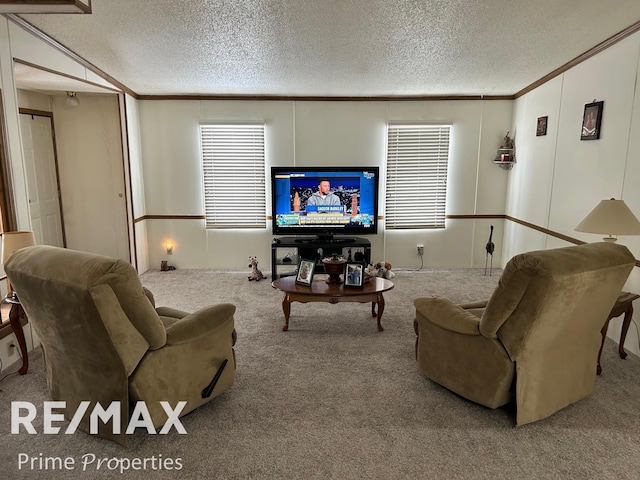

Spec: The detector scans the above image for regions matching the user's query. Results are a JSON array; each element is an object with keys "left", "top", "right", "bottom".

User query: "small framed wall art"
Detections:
[
  {"left": 580, "top": 100, "right": 604, "bottom": 140},
  {"left": 536, "top": 116, "right": 548, "bottom": 136}
]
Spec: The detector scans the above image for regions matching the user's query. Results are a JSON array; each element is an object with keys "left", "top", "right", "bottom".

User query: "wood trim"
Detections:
[
  {"left": 447, "top": 213, "right": 586, "bottom": 245},
  {"left": 446, "top": 214, "right": 506, "bottom": 220},
  {"left": 134, "top": 214, "right": 206, "bottom": 223},
  {"left": 13, "top": 59, "right": 120, "bottom": 94},
  {"left": 447, "top": 213, "right": 640, "bottom": 267},
  {"left": 5, "top": 15, "right": 137, "bottom": 97},
  {"left": 137, "top": 94, "right": 515, "bottom": 102},
  {"left": 505, "top": 215, "right": 640, "bottom": 267},
  {"left": 134, "top": 212, "right": 640, "bottom": 267},
  {"left": 515, "top": 20, "right": 640, "bottom": 98},
  {"left": 18, "top": 107, "right": 51, "bottom": 117},
  {"left": 72, "top": 0, "right": 92, "bottom": 14},
  {"left": 503, "top": 215, "right": 586, "bottom": 246}
]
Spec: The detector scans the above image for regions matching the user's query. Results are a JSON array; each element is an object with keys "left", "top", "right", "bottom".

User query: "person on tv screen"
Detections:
[{"left": 307, "top": 179, "right": 341, "bottom": 206}]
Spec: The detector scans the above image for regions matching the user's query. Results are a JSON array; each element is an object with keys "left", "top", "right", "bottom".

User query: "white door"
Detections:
[{"left": 19, "top": 113, "right": 65, "bottom": 247}]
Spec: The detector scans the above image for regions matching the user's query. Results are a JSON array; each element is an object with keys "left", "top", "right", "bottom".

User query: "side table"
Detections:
[
  {"left": 597, "top": 291, "right": 640, "bottom": 375},
  {"left": 2, "top": 292, "right": 29, "bottom": 375}
]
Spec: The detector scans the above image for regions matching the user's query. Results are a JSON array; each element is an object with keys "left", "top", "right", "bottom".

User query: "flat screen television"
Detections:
[{"left": 271, "top": 166, "right": 379, "bottom": 242}]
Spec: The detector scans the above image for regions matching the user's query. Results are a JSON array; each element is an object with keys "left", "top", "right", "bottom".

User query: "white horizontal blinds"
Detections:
[
  {"left": 385, "top": 125, "right": 450, "bottom": 229},
  {"left": 201, "top": 124, "right": 266, "bottom": 229}
]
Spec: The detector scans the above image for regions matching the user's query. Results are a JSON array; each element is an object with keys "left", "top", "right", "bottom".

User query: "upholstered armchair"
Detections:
[
  {"left": 5, "top": 245, "right": 237, "bottom": 444},
  {"left": 414, "top": 242, "right": 635, "bottom": 425}
]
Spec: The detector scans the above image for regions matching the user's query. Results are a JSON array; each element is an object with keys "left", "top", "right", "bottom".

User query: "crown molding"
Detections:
[{"left": 136, "top": 94, "right": 515, "bottom": 101}]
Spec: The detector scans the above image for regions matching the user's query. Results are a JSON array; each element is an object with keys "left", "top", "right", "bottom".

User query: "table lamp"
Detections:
[
  {"left": 2, "top": 230, "right": 36, "bottom": 296},
  {"left": 575, "top": 198, "right": 640, "bottom": 242}
]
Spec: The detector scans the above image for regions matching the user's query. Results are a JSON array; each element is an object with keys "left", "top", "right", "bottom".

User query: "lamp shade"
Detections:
[
  {"left": 575, "top": 198, "right": 640, "bottom": 241},
  {"left": 1, "top": 231, "right": 36, "bottom": 264}
]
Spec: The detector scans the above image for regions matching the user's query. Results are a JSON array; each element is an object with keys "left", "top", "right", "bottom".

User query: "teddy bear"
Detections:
[
  {"left": 374, "top": 261, "right": 395, "bottom": 279},
  {"left": 364, "top": 263, "right": 379, "bottom": 279},
  {"left": 248, "top": 256, "right": 267, "bottom": 281}
]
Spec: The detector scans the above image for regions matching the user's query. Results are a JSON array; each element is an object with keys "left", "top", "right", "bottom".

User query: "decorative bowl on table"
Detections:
[{"left": 322, "top": 255, "right": 346, "bottom": 284}]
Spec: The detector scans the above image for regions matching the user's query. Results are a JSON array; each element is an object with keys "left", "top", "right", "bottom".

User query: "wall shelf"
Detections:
[
  {"left": 494, "top": 147, "right": 515, "bottom": 170},
  {"left": 493, "top": 160, "right": 516, "bottom": 170}
]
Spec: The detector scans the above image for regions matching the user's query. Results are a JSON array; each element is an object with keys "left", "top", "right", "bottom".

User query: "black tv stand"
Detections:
[{"left": 271, "top": 236, "right": 372, "bottom": 279}]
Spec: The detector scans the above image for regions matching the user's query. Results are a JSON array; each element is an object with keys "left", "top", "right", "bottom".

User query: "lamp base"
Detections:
[{"left": 602, "top": 236, "right": 618, "bottom": 242}]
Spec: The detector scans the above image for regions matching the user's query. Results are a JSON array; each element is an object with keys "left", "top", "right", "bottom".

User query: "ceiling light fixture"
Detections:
[
  {"left": 66, "top": 91, "right": 80, "bottom": 107},
  {"left": 0, "top": 1, "right": 91, "bottom": 14}
]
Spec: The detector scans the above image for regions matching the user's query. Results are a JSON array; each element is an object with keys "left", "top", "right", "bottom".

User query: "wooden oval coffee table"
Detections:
[{"left": 272, "top": 275, "right": 394, "bottom": 332}]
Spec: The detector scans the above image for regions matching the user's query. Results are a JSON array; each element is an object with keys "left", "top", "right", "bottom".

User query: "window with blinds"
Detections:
[
  {"left": 385, "top": 124, "right": 451, "bottom": 229},
  {"left": 200, "top": 124, "right": 266, "bottom": 229}
]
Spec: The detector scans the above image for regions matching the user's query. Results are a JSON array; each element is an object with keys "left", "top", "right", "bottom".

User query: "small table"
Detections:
[
  {"left": 597, "top": 291, "right": 640, "bottom": 375},
  {"left": 2, "top": 293, "right": 29, "bottom": 375},
  {"left": 272, "top": 275, "right": 394, "bottom": 332}
]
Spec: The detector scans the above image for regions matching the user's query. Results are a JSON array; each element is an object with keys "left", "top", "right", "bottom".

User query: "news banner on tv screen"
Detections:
[{"left": 272, "top": 169, "right": 377, "bottom": 231}]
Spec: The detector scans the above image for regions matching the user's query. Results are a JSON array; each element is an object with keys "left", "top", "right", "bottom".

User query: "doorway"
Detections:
[{"left": 18, "top": 110, "right": 65, "bottom": 247}]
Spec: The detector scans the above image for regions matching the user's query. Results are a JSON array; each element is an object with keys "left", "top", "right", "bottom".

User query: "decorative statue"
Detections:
[
  {"left": 502, "top": 132, "right": 514, "bottom": 149},
  {"left": 485, "top": 225, "right": 495, "bottom": 276}
]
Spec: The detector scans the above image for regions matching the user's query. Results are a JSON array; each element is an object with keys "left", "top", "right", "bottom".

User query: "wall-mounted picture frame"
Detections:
[
  {"left": 580, "top": 101, "right": 604, "bottom": 140},
  {"left": 295, "top": 259, "right": 315, "bottom": 286},
  {"left": 536, "top": 116, "right": 548, "bottom": 136},
  {"left": 344, "top": 263, "right": 364, "bottom": 288}
]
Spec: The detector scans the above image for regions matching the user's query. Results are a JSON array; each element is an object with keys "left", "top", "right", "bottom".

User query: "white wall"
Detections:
[
  {"left": 505, "top": 31, "right": 640, "bottom": 356},
  {"left": 138, "top": 99, "right": 513, "bottom": 271}
]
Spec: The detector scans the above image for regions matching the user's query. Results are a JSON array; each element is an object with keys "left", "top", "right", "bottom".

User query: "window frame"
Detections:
[
  {"left": 200, "top": 123, "right": 266, "bottom": 230},
  {"left": 384, "top": 124, "right": 451, "bottom": 230}
]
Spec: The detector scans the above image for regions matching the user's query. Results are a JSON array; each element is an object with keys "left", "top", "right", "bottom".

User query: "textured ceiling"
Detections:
[{"left": 13, "top": 0, "right": 640, "bottom": 97}]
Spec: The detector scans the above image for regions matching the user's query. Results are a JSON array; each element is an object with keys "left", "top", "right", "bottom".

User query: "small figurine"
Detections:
[
  {"left": 502, "top": 131, "right": 514, "bottom": 149},
  {"left": 248, "top": 256, "right": 267, "bottom": 281}
]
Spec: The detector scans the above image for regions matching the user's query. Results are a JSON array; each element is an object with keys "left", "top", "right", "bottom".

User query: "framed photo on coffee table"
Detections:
[
  {"left": 344, "top": 263, "right": 364, "bottom": 288},
  {"left": 295, "top": 259, "right": 315, "bottom": 286}
]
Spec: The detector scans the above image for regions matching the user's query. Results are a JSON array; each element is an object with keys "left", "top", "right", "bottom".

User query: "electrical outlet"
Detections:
[
  {"left": 417, "top": 244, "right": 424, "bottom": 255},
  {"left": 5, "top": 341, "right": 16, "bottom": 357}
]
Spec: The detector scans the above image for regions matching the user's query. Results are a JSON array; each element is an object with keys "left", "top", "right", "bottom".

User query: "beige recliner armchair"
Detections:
[
  {"left": 6, "top": 245, "right": 237, "bottom": 444},
  {"left": 414, "top": 242, "right": 635, "bottom": 425}
]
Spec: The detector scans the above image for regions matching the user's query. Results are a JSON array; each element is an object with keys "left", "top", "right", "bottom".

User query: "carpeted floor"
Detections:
[{"left": 1, "top": 269, "right": 640, "bottom": 479}]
